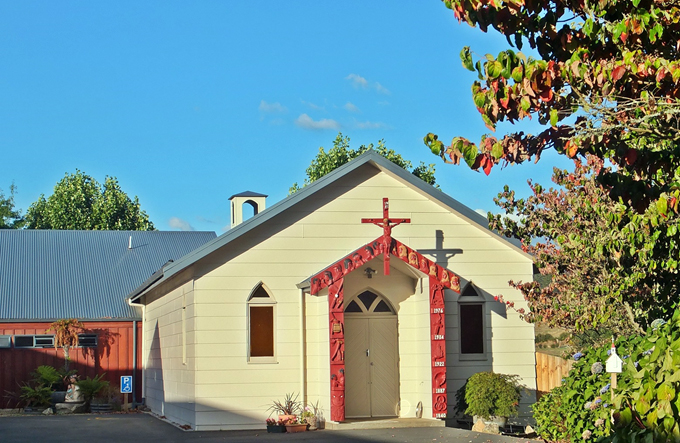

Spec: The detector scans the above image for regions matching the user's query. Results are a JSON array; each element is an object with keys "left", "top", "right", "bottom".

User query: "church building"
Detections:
[{"left": 128, "top": 150, "right": 536, "bottom": 431}]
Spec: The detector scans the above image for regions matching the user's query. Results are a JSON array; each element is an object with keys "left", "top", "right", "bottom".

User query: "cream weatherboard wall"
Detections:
[
  {"left": 142, "top": 277, "right": 197, "bottom": 427},
  {"left": 138, "top": 161, "right": 535, "bottom": 430}
]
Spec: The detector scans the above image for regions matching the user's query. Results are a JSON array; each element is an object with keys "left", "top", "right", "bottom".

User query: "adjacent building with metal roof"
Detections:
[{"left": 0, "top": 229, "right": 216, "bottom": 321}]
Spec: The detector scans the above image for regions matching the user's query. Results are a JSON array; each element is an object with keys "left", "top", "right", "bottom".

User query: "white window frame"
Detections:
[
  {"left": 458, "top": 283, "right": 488, "bottom": 361},
  {"left": 247, "top": 282, "right": 277, "bottom": 364}
]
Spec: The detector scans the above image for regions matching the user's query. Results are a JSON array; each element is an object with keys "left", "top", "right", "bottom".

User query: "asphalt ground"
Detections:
[{"left": 0, "top": 413, "right": 539, "bottom": 443}]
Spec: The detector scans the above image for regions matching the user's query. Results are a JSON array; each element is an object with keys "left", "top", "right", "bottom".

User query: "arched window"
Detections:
[
  {"left": 458, "top": 283, "right": 485, "bottom": 358},
  {"left": 345, "top": 290, "right": 395, "bottom": 314},
  {"left": 247, "top": 282, "right": 276, "bottom": 362}
]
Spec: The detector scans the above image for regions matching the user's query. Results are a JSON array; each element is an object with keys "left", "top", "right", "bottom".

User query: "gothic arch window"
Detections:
[
  {"left": 458, "top": 282, "right": 486, "bottom": 359},
  {"left": 247, "top": 282, "right": 276, "bottom": 362},
  {"left": 345, "top": 290, "right": 395, "bottom": 314}
]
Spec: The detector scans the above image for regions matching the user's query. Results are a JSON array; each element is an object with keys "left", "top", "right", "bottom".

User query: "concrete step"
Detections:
[{"left": 325, "top": 417, "right": 446, "bottom": 430}]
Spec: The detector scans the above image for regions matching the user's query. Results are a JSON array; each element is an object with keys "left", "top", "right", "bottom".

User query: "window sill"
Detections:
[
  {"left": 248, "top": 357, "right": 279, "bottom": 364},
  {"left": 458, "top": 353, "right": 488, "bottom": 362}
]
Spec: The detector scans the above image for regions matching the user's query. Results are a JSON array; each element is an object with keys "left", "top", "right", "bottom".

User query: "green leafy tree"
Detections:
[
  {"left": 427, "top": 0, "right": 680, "bottom": 207},
  {"left": 25, "top": 170, "right": 154, "bottom": 230},
  {"left": 424, "top": 1, "right": 680, "bottom": 330},
  {"left": 292, "top": 133, "right": 437, "bottom": 193},
  {"left": 0, "top": 183, "right": 24, "bottom": 229}
]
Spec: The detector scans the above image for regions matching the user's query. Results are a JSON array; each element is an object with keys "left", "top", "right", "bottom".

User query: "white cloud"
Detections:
[
  {"left": 169, "top": 217, "right": 194, "bottom": 231},
  {"left": 344, "top": 102, "right": 360, "bottom": 113},
  {"left": 356, "top": 120, "right": 388, "bottom": 130},
  {"left": 346, "top": 74, "right": 390, "bottom": 95},
  {"left": 302, "top": 100, "right": 325, "bottom": 111},
  {"left": 259, "top": 100, "right": 287, "bottom": 113},
  {"left": 346, "top": 73, "right": 369, "bottom": 89},
  {"left": 374, "top": 82, "right": 391, "bottom": 95},
  {"left": 295, "top": 113, "right": 340, "bottom": 130}
]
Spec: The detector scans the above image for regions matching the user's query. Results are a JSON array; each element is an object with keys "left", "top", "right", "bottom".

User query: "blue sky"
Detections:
[{"left": 0, "top": 1, "right": 573, "bottom": 232}]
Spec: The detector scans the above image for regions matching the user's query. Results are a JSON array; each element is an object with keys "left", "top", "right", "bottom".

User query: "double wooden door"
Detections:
[{"left": 344, "top": 316, "right": 399, "bottom": 417}]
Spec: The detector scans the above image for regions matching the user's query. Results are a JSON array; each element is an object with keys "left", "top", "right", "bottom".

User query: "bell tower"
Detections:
[{"left": 229, "top": 191, "right": 267, "bottom": 228}]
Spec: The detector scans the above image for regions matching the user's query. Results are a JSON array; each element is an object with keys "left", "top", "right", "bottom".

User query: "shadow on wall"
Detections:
[{"left": 145, "top": 321, "right": 166, "bottom": 417}]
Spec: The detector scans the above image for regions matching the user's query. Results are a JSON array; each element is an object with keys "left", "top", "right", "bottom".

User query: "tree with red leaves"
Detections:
[
  {"left": 426, "top": 0, "right": 680, "bottom": 211},
  {"left": 490, "top": 156, "right": 680, "bottom": 335},
  {"left": 427, "top": 0, "right": 680, "bottom": 330}
]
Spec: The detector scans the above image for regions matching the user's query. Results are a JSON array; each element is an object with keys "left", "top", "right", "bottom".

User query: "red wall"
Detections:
[{"left": 0, "top": 321, "right": 142, "bottom": 408}]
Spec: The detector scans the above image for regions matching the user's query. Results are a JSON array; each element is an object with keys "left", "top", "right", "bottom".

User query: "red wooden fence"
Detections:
[{"left": 0, "top": 321, "right": 141, "bottom": 408}]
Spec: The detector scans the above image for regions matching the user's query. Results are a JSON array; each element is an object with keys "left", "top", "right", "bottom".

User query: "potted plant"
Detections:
[
  {"left": 300, "top": 403, "right": 320, "bottom": 430},
  {"left": 284, "top": 416, "right": 308, "bottom": 433},
  {"left": 455, "top": 371, "right": 523, "bottom": 427},
  {"left": 267, "top": 392, "right": 302, "bottom": 424},
  {"left": 266, "top": 418, "right": 286, "bottom": 433}
]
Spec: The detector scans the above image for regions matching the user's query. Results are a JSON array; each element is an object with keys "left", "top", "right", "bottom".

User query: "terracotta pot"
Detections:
[{"left": 285, "top": 423, "right": 308, "bottom": 433}]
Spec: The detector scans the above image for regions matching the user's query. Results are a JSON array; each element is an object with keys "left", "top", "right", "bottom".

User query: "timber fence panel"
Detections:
[{"left": 535, "top": 352, "right": 573, "bottom": 398}]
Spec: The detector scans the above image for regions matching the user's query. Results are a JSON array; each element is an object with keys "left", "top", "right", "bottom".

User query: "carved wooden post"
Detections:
[
  {"left": 430, "top": 278, "right": 447, "bottom": 419},
  {"left": 329, "top": 277, "right": 345, "bottom": 422}
]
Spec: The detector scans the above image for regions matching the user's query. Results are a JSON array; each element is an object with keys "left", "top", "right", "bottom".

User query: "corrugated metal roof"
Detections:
[{"left": 0, "top": 230, "right": 216, "bottom": 321}]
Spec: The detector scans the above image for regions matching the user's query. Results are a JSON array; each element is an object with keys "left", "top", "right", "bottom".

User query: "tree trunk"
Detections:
[{"left": 63, "top": 346, "right": 70, "bottom": 371}]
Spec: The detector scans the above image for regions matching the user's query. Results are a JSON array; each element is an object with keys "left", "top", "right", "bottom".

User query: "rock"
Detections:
[
  {"left": 55, "top": 402, "right": 87, "bottom": 414},
  {"left": 525, "top": 425, "right": 535, "bottom": 435},
  {"left": 42, "top": 408, "right": 54, "bottom": 415},
  {"left": 472, "top": 418, "right": 500, "bottom": 434}
]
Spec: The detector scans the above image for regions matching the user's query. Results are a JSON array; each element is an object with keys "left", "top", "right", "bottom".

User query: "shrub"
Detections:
[
  {"left": 456, "top": 372, "right": 523, "bottom": 419},
  {"left": 32, "top": 365, "right": 61, "bottom": 389},
  {"left": 76, "top": 374, "right": 109, "bottom": 407},
  {"left": 19, "top": 384, "right": 52, "bottom": 408},
  {"left": 533, "top": 309, "right": 680, "bottom": 443}
]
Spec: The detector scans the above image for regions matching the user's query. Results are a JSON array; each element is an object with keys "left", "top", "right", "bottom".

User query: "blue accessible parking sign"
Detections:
[{"left": 121, "top": 376, "right": 132, "bottom": 394}]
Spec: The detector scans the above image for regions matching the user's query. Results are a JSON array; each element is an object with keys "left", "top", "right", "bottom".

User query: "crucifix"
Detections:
[{"left": 361, "top": 198, "right": 410, "bottom": 275}]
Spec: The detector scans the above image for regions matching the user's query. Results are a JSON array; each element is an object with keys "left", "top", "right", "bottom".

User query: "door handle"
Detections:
[{"left": 366, "top": 349, "right": 370, "bottom": 357}]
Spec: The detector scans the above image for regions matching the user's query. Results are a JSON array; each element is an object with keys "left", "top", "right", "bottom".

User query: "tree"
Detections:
[
  {"left": 490, "top": 156, "right": 677, "bottom": 335},
  {"left": 25, "top": 170, "right": 155, "bottom": 230},
  {"left": 291, "top": 133, "right": 437, "bottom": 193},
  {"left": 47, "top": 319, "right": 84, "bottom": 371},
  {"left": 426, "top": 0, "right": 680, "bottom": 209},
  {"left": 0, "top": 183, "right": 24, "bottom": 229},
  {"left": 424, "top": 1, "right": 680, "bottom": 326}
]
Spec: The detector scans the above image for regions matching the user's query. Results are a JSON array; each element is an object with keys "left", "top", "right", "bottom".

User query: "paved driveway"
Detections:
[{"left": 0, "top": 413, "right": 536, "bottom": 443}]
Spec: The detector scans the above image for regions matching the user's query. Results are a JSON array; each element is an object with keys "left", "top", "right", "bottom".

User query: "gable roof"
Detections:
[
  {"left": 0, "top": 230, "right": 216, "bottom": 321},
  {"left": 128, "top": 150, "right": 528, "bottom": 302}
]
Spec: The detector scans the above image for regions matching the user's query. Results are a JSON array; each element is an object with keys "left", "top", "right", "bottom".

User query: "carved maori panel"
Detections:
[
  {"left": 308, "top": 220, "right": 462, "bottom": 423},
  {"left": 430, "top": 279, "right": 447, "bottom": 419},
  {"left": 329, "top": 277, "right": 345, "bottom": 422},
  {"left": 310, "top": 236, "right": 461, "bottom": 296}
]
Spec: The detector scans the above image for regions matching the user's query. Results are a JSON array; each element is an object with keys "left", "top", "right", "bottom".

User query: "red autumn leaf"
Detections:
[
  {"left": 612, "top": 65, "right": 626, "bottom": 82},
  {"left": 539, "top": 88, "right": 553, "bottom": 102},
  {"left": 481, "top": 155, "right": 493, "bottom": 175},
  {"left": 565, "top": 140, "right": 578, "bottom": 158}
]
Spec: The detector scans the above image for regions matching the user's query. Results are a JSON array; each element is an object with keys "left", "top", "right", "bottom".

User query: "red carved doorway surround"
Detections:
[{"left": 309, "top": 199, "right": 461, "bottom": 422}]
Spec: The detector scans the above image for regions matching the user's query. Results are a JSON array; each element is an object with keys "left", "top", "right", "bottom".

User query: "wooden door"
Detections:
[
  {"left": 368, "top": 317, "right": 399, "bottom": 417},
  {"left": 344, "top": 290, "right": 399, "bottom": 418}
]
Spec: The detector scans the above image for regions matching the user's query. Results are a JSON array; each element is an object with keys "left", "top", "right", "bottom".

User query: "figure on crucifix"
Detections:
[{"left": 361, "top": 198, "right": 410, "bottom": 275}]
